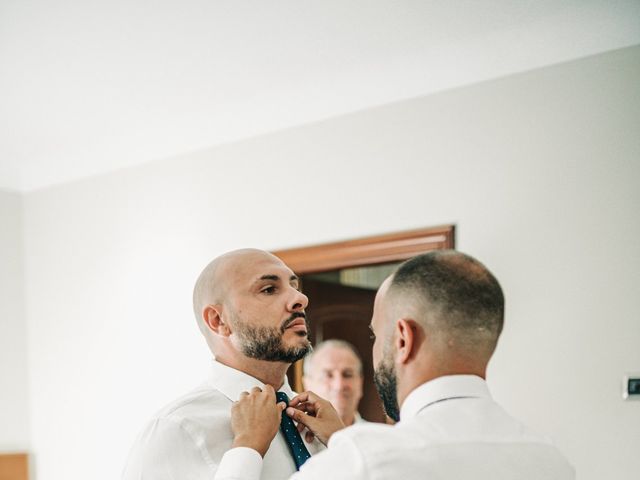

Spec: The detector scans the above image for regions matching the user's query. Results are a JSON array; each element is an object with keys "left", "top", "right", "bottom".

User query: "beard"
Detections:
[
  {"left": 232, "top": 312, "right": 312, "bottom": 363},
  {"left": 373, "top": 355, "right": 400, "bottom": 422}
]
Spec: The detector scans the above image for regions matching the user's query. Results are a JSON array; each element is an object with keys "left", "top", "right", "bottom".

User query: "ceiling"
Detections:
[{"left": 1, "top": 1, "right": 639, "bottom": 192}]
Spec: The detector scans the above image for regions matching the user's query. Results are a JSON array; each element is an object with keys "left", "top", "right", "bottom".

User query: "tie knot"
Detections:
[{"left": 276, "top": 391, "right": 289, "bottom": 405}]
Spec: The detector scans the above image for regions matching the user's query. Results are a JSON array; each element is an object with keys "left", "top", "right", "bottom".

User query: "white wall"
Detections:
[
  {"left": 0, "top": 190, "right": 29, "bottom": 451},
  {"left": 23, "top": 45, "right": 640, "bottom": 480}
]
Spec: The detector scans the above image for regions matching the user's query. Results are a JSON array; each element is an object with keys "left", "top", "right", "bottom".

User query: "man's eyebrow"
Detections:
[
  {"left": 255, "top": 275, "right": 299, "bottom": 288},
  {"left": 258, "top": 275, "right": 280, "bottom": 281},
  {"left": 257, "top": 274, "right": 299, "bottom": 283}
]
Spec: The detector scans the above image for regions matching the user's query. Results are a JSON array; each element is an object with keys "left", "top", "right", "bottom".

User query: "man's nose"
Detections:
[
  {"left": 331, "top": 376, "right": 349, "bottom": 391},
  {"left": 288, "top": 288, "right": 308, "bottom": 311}
]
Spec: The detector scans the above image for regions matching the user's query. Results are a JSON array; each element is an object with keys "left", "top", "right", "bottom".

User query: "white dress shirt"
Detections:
[
  {"left": 353, "top": 413, "right": 367, "bottom": 425},
  {"left": 215, "top": 375, "right": 574, "bottom": 480},
  {"left": 122, "top": 360, "right": 324, "bottom": 480}
]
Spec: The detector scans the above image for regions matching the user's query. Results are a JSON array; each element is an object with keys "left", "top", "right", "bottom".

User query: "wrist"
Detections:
[{"left": 232, "top": 435, "right": 269, "bottom": 457}]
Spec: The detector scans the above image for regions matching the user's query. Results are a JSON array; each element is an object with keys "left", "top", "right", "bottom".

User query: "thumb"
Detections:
[{"left": 286, "top": 407, "right": 318, "bottom": 430}]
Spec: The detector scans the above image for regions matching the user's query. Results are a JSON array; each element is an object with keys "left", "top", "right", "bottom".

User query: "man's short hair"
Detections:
[
  {"left": 303, "top": 339, "right": 363, "bottom": 376},
  {"left": 389, "top": 250, "right": 504, "bottom": 353}
]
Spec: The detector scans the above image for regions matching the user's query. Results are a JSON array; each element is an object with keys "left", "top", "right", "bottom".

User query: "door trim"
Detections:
[{"left": 273, "top": 225, "right": 455, "bottom": 274}]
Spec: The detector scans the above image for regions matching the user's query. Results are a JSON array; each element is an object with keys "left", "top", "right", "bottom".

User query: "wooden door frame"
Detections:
[{"left": 272, "top": 225, "right": 455, "bottom": 390}]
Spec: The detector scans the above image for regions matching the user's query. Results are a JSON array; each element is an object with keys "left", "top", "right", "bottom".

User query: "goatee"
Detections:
[{"left": 235, "top": 312, "right": 312, "bottom": 363}]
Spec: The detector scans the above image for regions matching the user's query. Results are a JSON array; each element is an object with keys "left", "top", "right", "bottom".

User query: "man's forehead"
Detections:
[
  {"left": 315, "top": 347, "right": 359, "bottom": 366},
  {"left": 224, "top": 251, "right": 295, "bottom": 280},
  {"left": 252, "top": 272, "right": 299, "bottom": 285},
  {"left": 248, "top": 260, "right": 297, "bottom": 282},
  {"left": 321, "top": 363, "right": 357, "bottom": 370},
  {"left": 377, "top": 276, "right": 393, "bottom": 299},
  {"left": 371, "top": 276, "right": 393, "bottom": 325}
]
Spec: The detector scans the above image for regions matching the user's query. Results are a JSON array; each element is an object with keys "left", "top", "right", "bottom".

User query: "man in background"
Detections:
[
  {"left": 219, "top": 250, "right": 575, "bottom": 480},
  {"left": 122, "top": 248, "right": 323, "bottom": 480},
  {"left": 302, "top": 340, "right": 365, "bottom": 426}
]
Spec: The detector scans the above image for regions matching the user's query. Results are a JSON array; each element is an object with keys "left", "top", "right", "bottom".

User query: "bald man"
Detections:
[
  {"left": 122, "top": 249, "right": 324, "bottom": 480},
  {"left": 302, "top": 340, "right": 365, "bottom": 426},
  {"left": 218, "top": 250, "right": 574, "bottom": 480}
]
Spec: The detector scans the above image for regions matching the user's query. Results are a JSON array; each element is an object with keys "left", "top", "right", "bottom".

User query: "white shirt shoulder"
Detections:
[
  {"left": 123, "top": 361, "right": 324, "bottom": 480},
  {"left": 122, "top": 383, "right": 234, "bottom": 479}
]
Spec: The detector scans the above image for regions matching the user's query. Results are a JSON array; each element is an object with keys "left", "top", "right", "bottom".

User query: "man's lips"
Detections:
[
  {"left": 281, "top": 313, "right": 308, "bottom": 335},
  {"left": 285, "top": 318, "right": 307, "bottom": 330}
]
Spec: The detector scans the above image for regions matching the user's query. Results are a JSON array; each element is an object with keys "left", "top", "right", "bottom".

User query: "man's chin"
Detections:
[
  {"left": 285, "top": 335, "right": 311, "bottom": 348},
  {"left": 283, "top": 338, "right": 312, "bottom": 359},
  {"left": 331, "top": 401, "right": 353, "bottom": 414}
]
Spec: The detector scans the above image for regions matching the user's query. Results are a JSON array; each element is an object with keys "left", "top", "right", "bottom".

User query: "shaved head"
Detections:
[
  {"left": 192, "top": 248, "right": 310, "bottom": 363},
  {"left": 388, "top": 250, "right": 504, "bottom": 359},
  {"left": 371, "top": 250, "right": 504, "bottom": 421},
  {"left": 192, "top": 248, "right": 282, "bottom": 334}
]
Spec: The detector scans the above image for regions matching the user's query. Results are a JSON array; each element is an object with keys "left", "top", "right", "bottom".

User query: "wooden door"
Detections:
[{"left": 301, "top": 278, "right": 384, "bottom": 422}]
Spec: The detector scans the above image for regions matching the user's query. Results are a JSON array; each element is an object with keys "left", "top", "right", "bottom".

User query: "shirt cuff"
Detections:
[{"left": 215, "top": 447, "right": 263, "bottom": 480}]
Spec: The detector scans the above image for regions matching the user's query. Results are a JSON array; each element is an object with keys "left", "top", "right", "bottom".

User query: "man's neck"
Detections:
[
  {"left": 215, "top": 353, "right": 290, "bottom": 389},
  {"left": 397, "top": 357, "right": 487, "bottom": 410},
  {"left": 341, "top": 413, "right": 357, "bottom": 426}
]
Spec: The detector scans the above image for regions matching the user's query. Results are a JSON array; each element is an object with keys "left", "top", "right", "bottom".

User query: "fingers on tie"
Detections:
[
  {"left": 289, "top": 391, "right": 311, "bottom": 406},
  {"left": 298, "top": 401, "right": 318, "bottom": 416},
  {"left": 288, "top": 407, "right": 313, "bottom": 428},
  {"left": 286, "top": 407, "right": 300, "bottom": 421},
  {"left": 303, "top": 390, "right": 320, "bottom": 403}
]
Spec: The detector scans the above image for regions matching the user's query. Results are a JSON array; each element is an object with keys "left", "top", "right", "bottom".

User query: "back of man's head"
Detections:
[
  {"left": 192, "top": 249, "right": 246, "bottom": 341},
  {"left": 388, "top": 250, "right": 504, "bottom": 364}
]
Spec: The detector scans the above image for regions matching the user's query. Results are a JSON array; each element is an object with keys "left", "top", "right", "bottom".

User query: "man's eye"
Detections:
[{"left": 261, "top": 286, "right": 276, "bottom": 294}]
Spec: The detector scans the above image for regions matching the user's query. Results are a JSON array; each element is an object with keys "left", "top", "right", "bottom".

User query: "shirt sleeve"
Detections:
[
  {"left": 290, "top": 431, "right": 367, "bottom": 480},
  {"left": 214, "top": 448, "right": 263, "bottom": 480},
  {"left": 122, "top": 418, "right": 216, "bottom": 480},
  {"left": 214, "top": 431, "right": 366, "bottom": 480}
]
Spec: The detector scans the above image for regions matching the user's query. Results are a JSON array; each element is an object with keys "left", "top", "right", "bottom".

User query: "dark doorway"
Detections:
[
  {"left": 299, "top": 265, "right": 397, "bottom": 423},
  {"left": 275, "top": 225, "right": 455, "bottom": 423}
]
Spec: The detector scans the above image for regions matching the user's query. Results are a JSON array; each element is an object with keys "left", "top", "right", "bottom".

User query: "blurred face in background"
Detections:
[{"left": 303, "top": 344, "right": 363, "bottom": 425}]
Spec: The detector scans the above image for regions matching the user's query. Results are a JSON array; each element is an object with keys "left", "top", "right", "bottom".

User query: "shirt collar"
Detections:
[
  {"left": 205, "top": 359, "right": 295, "bottom": 402},
  {"left": 399, "top": 375, "right": 491, "bottom": 421}
]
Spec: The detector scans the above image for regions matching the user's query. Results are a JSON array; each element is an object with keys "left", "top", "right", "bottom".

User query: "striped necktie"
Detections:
[{"left": 276, "top": 391, "right": 311, "bottom": 470}]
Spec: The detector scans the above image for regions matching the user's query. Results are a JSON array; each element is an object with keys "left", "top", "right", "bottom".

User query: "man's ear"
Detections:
[
  {"left": 203, "top": 304, "right": 232, "bottom": 337},
  {"left": 394, "top": 318, "right": 420, "bottom": 364}
]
